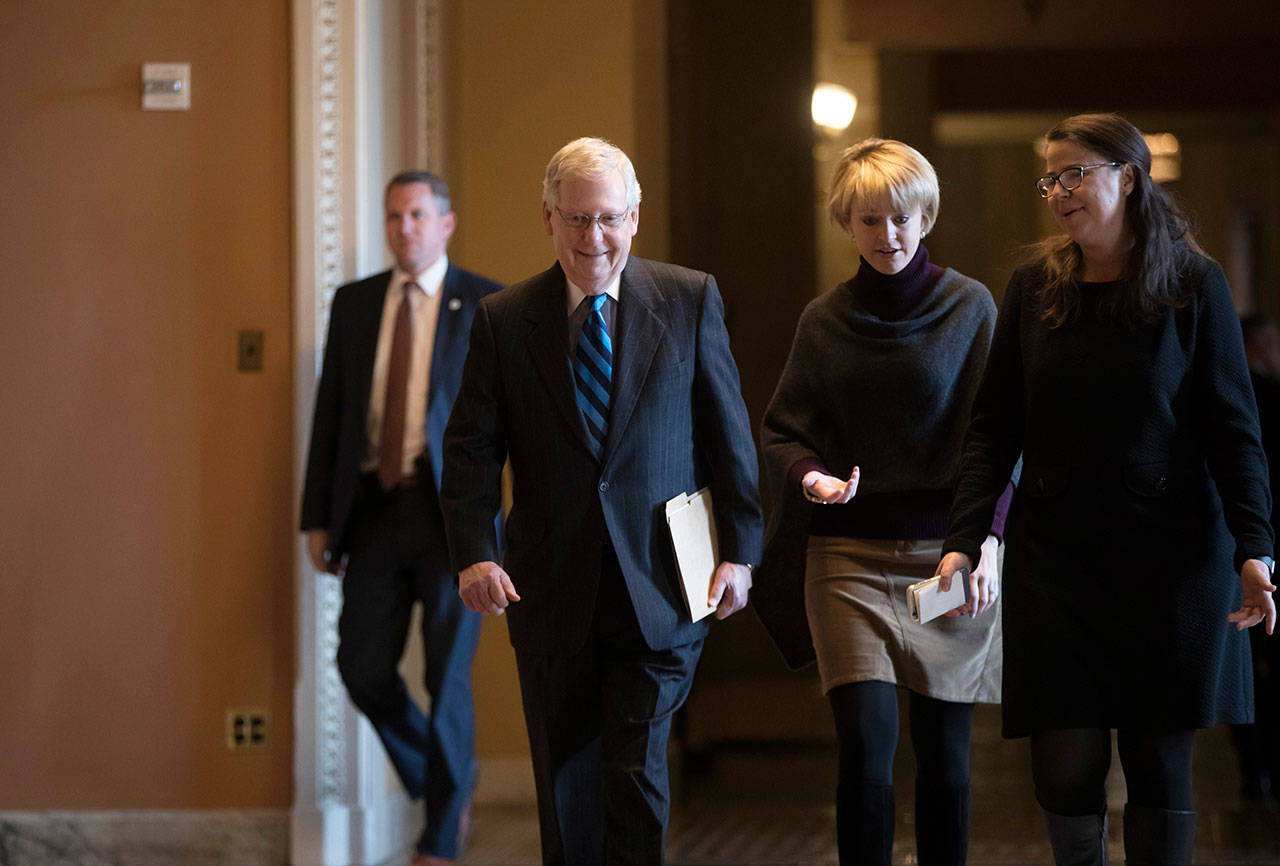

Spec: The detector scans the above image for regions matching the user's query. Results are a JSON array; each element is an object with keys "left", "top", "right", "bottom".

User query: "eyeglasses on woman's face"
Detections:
[{"left": 1035, "top": 162, "right": 1123, "bottom": 198}]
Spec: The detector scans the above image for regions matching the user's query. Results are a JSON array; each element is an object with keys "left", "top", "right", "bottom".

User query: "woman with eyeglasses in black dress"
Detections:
[{"left": 938, "top": 112, "right": 1277, "bottom": 866}]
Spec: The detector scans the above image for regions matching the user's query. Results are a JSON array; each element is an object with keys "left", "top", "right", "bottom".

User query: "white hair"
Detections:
[{"left": 541, "top": 137, "right": 642, "bottom": 210}]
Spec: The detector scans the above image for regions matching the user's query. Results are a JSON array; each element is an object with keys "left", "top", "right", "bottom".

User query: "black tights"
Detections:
[
  {"left": 1030, "top": 727, "right": 1195, "bottom": 816},
  {"left": 828, "top": 680, "right": 974, "bottom": 789}
]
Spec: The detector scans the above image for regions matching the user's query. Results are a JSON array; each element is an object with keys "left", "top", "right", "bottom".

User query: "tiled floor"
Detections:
[{"left": 458, "top": 706, "right": 1280, "bottom": 864}]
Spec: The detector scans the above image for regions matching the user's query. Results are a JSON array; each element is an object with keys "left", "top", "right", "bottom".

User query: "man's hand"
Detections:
[
  {"left": 459, "top": 560, "right": 521, "bottom": 615},
  {"left": 708, "top": 561, "right": 752, "bottom": 620},
  {"left": 1229, "top": 558, "right": 1277, "bottom": 634},
  {"left": 306, "top": 529, "right": 336, "bottom": 574}
]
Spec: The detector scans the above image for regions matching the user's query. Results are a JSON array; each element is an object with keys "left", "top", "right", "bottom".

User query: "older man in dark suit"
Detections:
[
  {"left": 301, "top": 171, "right": 502, "bottom": 866},
  {"left": 441, "top": 138, "right": 763, "bottom": 865}
]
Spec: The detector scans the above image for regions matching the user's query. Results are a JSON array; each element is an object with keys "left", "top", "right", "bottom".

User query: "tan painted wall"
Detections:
[
  {"left": 444, "top": 0, "right": 667, "bottom": 760},
  {"left": 0, "top": 1, "right": 294, "bottom": 808}
]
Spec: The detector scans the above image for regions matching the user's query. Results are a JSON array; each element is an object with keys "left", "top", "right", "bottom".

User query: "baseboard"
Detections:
[
  {"left": 0, "top": 764, "right": 532, "bottom": 866},
  {"left": 0, "top": 809, "right": 288, "bottom": 866},
  {"left": 290, "top": 795, "right": 416, "bottom": 866}
]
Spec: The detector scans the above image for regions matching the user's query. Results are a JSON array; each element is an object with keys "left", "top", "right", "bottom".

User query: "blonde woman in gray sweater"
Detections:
[{"left": 754, "top": 139, "right": 1009, "bottom": 866}]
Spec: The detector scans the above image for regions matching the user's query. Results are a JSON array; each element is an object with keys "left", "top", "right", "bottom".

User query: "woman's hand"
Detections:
[
  {"left": 935, "top": 551, "right": 973, "bottom": 598},
  {"left": 1228, "top": 558, "right": 1276, "bottom": 634},
  {"left": 947, "top": 535, "right": 1000, "bottom": 618},
  {"left": 802, "top": 467, "right": 860, "bottom": 505}
]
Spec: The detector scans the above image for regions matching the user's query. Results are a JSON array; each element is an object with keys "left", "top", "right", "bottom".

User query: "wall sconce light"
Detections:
[
  {"left": 1145, "top": 132, "right": 1181, "bottom": 183},
  {"left": 812, "top": 83, "right": 857, "bottom": 133}
]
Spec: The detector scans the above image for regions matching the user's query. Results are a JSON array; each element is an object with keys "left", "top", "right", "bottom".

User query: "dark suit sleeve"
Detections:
[
  {"left": 1193, "top": 263, "right": 1274, "bottom": 568},
  {"left": 440, "top": 297, "right": 508, "bottom": 571},
  {"left": 300, "top": 292, "right": 346, "bottom": 531},
  {"left": 760, "top": 301, "right": 834, "bottom": 496},
  {"left": 692, "top": 274, "right": 764, "bottom": 565}
]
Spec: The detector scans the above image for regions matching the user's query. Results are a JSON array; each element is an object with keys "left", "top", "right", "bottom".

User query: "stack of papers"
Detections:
[{"left": 665, "top": 487, "right": 720, "bottom": 622}]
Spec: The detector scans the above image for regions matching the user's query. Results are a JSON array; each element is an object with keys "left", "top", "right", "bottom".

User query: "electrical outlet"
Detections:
[
  {"left": 226, "top": 707, "right": 269, "bottom": 751},
  {"left": 238, "top": 329, "right": 264, "bottom": 372}
]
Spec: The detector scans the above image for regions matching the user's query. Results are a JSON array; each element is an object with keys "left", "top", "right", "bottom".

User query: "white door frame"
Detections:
[{"left": 289, "top": 1, "right": 444, "bottom": 863}]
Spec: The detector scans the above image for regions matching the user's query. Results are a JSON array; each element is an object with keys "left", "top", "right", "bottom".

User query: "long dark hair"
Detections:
[{"left": 1030, "top": 113, "right": 1201, "bottom": 328}]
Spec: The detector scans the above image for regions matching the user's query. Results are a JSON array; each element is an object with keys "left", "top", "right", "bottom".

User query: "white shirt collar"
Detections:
[
  {"left": 395, "top": 253, "right": 449, "bottom": 297},
  {"left": 566, "top": 273, "right": 621, "bottom": 317}
]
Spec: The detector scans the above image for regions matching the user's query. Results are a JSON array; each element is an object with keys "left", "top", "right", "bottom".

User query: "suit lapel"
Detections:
[
  {"left": 428, "top": 265, "right": 462, "bottom": 413},
  {"left": 603, "top": 258, "right": 665, "bottom": 463},
  {"left": 421, "top": 265, "right": 465, "bottom": 486},
  {"left": 524, "top": 265, "right": 596, "bottom": 456}
]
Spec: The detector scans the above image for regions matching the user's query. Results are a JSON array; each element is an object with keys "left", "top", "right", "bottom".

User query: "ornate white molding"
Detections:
[
  {"left": 413, "top": 0, "right": 445, "bottom": 172},
  {"left": 312, "top": 0, "right": 348, "bottom": 811},
  {"left": 316, "top": 0, "right": 346, "bottom": 322}
]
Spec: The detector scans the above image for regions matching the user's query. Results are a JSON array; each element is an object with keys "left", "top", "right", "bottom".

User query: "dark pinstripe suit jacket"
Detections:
[{"left": 441, "top": 256, "right": 763, "bottom": 653}]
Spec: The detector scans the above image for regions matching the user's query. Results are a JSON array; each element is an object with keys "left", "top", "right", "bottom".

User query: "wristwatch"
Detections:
[{"left": 1258, "top": 555, "right": 1274, "bottom": 575}]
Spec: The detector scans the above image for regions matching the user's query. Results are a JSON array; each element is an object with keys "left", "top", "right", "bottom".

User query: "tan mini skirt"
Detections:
[{"left": 805, "top": 536, "right": 1001, "bottom": 703}]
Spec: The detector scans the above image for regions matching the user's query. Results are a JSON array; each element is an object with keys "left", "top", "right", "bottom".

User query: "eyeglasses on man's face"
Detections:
[
  {"left": 1035, "top": 162, "right": 1123, "bottom": 198},
  {"left": 555, "top": 206, "right": 630, "bottom": 231}
]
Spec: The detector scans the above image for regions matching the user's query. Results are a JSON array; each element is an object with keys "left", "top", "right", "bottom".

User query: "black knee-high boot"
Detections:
[
  {"left": 837, "top": 782, "right": 894, "bottom": 866},
  {"left": 1043, "top": 808, "right": 1108, "bottom": 866},
  {"left": 914, "top": 783, "right": 970, "bottom": 865},
  {"left": 1122, "top": 803, "right": 1195, "bottom": 866}
]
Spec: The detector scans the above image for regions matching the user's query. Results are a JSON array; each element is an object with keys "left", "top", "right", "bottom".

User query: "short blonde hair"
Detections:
[
  {"left": 827, "top": 138, "right": 939, "bottom": 233},
  {"left": 542, "top": 137, "right": 642, "bottom": 211}
]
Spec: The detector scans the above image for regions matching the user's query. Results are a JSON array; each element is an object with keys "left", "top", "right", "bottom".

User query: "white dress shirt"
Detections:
[{"left": 566, "top": 275, "right": 620, "bottom": 352}]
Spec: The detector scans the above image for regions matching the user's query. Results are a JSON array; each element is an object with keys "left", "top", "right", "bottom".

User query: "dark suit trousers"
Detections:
[
  {"left": 514, "top": 544, "right": 703, "bottom": 866},
  {"left": 337, "top": 474, "right": 481, "bottom": 858}
]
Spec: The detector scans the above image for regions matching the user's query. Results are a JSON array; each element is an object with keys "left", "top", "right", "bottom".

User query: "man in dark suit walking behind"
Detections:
[
  {"left": 301, "top": 171, "right": 502, "bottom": 865},
  {"left": 441, "top": 138, "right": 763, "bottom": 865}
]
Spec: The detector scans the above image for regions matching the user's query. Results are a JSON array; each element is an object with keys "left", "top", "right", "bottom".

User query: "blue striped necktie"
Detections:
[{"left": 574, "top": 293, "right": 612, "bottom": 456}]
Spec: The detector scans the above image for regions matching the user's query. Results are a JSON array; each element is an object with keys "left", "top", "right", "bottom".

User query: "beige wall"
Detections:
[
  {"left": 444, "top": 0, "right": 666, "bottom": 761},
  {"left": 0, "top": 0, "right": 670, "bottom": 806},
  {"left": 0, "top": 1, "right": 294, "bottom": 808}
]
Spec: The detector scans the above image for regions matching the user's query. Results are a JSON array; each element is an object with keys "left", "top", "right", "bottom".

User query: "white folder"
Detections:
[{"left": 665, "top": 487, "right": 720, "bottom": 622}]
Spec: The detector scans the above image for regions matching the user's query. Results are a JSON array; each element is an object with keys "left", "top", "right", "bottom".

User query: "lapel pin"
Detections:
[{"left": 447, "top": 298, "right": 462, "bottom": 312}]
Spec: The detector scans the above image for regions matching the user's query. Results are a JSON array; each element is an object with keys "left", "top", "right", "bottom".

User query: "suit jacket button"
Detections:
[
  {"left": 1155, "top": 476, "right": 1169, "bottom": 492},
  {"left": 599, "top": 481, "right": 610, "bottom": 493},
  {"left": 1035, "top": 477, "right": 1046, "bottom": 493}
]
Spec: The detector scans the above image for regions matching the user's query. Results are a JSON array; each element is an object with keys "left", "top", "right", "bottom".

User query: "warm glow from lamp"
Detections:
[
  {"left": 1144, "top": 132, "right": 1181, "bottom": 183},
  {"left": 812, "top": 83, "right": 857, "bottom": 132}
]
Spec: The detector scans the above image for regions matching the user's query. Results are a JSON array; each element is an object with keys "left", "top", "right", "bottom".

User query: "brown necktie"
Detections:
[{"left": 378, "top": 281, "right": 419, "bottom": 490}]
